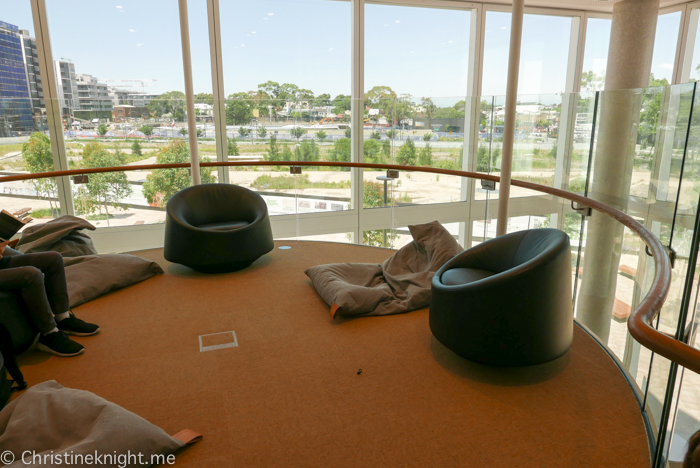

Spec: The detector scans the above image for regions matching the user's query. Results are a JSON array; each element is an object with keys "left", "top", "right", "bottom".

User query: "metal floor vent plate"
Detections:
[{"left": 199, "top": 331, "right": 238, "bottom": 352}]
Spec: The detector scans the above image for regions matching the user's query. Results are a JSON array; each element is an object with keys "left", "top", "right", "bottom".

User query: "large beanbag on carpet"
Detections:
[
  {"left": 15, "top": 216, "right": 163, "bottom": 308},
  {"left": 16, "top": 216, "right": 97, "bottom": 257},
  {"left": 305, "top": 221, "right": 462, "bottom": 318},
  {"left": 0, "top": 380, "right": 188, "bottom": 468},
  {"left": 63, "top": 255, "right": 164, "bottom": 308}
]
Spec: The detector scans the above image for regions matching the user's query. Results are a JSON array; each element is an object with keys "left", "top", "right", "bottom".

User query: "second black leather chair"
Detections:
[
  {"left": 429, "top": 228, "right": 573, "bottom": 367},
  {"left": 164, "top": 184, "right": 274, "bottom": 273}
]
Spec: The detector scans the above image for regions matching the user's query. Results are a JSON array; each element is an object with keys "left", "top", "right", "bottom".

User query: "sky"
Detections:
[{"left": 0, "top": 0, "right": 687, "bottom": 104}]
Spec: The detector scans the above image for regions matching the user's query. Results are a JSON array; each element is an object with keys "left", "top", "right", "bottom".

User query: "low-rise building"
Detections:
[
  {"left": 112, "top": 105, "right": 150, "bottom": 121},
  {"left": 75, "top": 73, "right": 113, "bottom": 120}
]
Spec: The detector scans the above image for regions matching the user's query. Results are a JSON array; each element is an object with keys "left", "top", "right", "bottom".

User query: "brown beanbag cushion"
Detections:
[
  {"left": 64, "top": 254, "right": 164, "bottom": 308},
  {"left": 0, "top": 380, "right": 185, "bottom": 467},
  {"left": 16, "top": 216, "right": 97, "bottom": 257},
  {"left": 305, "top": 221, "right": 463, "bottom": 317}
]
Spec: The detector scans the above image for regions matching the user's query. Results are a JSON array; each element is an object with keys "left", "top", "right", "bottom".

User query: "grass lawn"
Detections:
[
  {"left": 0, "top": 144, "right": 23, "bottom": 158},
  {"left": 251, "top": 174, "right": 350, "bottom": 190}
]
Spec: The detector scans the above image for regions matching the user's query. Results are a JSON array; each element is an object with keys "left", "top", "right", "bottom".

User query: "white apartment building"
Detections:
[{"left": 75, "top": 73, "right": 113, "bottom": 115}]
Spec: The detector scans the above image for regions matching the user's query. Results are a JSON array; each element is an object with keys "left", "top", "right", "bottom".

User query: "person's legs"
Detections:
[
  {"left": 0, "top": 252, "right": 98, "bottom": 356},
  {"left": 0, "top": 264, "right": 57, "bottom": 335},
  {"left": 0, "top": 251, "right": 69, "bottom": 318}
]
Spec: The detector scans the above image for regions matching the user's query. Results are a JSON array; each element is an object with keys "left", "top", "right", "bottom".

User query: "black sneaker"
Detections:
[
  {"left": 57, "top": 313, "right": 100, "bottom": 336},
  {"left": 37, "top": 331, "right": 84, "bottom": 357}
]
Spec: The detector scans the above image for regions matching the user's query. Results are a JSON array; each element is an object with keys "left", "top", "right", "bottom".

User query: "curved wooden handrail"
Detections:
[{"left": 0, "top": 160, "right": 692, "bottom": 373}]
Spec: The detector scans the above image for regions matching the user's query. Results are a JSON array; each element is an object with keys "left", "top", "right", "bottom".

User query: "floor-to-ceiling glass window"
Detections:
[
  {"left": 45, "top": 0, "right": 194, "bottom": 228},
  {"left": 481, "top": 9, "right": 578, "bottom": 210},
  {"left": 219, "top": 0, "right": 352, "bottom": 238},
  {"left": 580, "top": 17, "right": 611, "bottom": 92},
  {"left": 651, "top": 10, "right": 682, "bottom": 84},
  {"left": 682, "top": 6, "right": 700, "bottom": 83},
  {"left": 363, "top": 3, "right": 472, "bottom": 211},
  {"left": 0, "top": 0, "right": 63, "bottom": 226}
]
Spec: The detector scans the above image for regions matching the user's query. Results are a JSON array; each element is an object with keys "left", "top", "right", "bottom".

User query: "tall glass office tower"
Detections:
[{"left": 0, "top": 20, "right": 34, "bottom": 135}]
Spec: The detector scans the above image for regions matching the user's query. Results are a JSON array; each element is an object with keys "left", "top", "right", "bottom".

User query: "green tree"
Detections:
[
  {"left": 436, "top": 100, "right": 467, "bottom": 120},
  {"left": 226, "top": 92, "right": 253, "bottom": 125},
  {"left": 581, "top": 70, "right": 605, "bottom": 92},
  {"left": 131, "top": 140, "right": 142, "bottom": 156},
  {"left": 344, "top": 128, "right": 351, "bottom": 139},
  {"left": 281, "top": 145, "right": 293, "bottom": 161},
  {"left": 386, "top": 129, "right": 398, "bottom": 140},
  {"left": 139, "top": 125, "right": 153, "bottom": 139},
  {"left": 295, "top": 139, "right": 319, "bottom": 162},
  {"left": 476, "top": 146, "right": 490, "bottom": 172},
  {"left": 314, "top": 93, "right": 331, "bottom": 107},
  {"left": 73, "top": 184, "right": 96, "bottom": 218},
  {"left": 396, "top": 139, "right": 416, "bottom": 166},
  {"left": 147, "top": 91, "right": 186, "bottom": 121},
  {"left": 393, "top": 94, "right": 415, "bottom": 127},
  {"left": 369, "top": 131, "right": 381, "bottom": 141},
  {"left": 330, "top": 137, "right": 351, "bottom": 164},
  {"left": 256, "top": 81, "right": 281, "bottom": 116},
  {"left": 238, "top": 127, "right": 251, "bottom": 139},
  {"left": 365, "top": 86, "right": 397, "bottom": 117},
  {"left": 97, "top": 124, "right": 108, "bottom": 136},
  {"left": 421, "top": 97, "right": 436, "bottom": 124},
  {"left": 21, "top": 132, "right": 58, "bottom": 213},
  {"left": 81, "top": 142, "right": 133, "bottom": 226},
  {"left": 492, "top": 148, "right": 501, "bottom": 169},
  {"left": 266, "top": 135, "right": 280, "bottom": 161},
  {"left": 280, "top": 83, "right": 301, "bottom": 100},
  {"left": 194, "top": 93, "right": 213, "bottom": 105},
  {"left": 364, "top": 181, "right": 385, "bottom": 208},
  {"left": 418, "top": 144, "right": 433, "bottom": 166},
  {"left": 258, "top": 125, "right": 268, "bottom": 139},
  {"left": 381, "top": 140, "right": 391, "bottom": 158},
  {"left": 639, "top": 74, "right": 670, "bottom": 151},
  {"left": 362, "top": 182, "right": 398, "bottom": 246},
  {"left": 422, "top": 132, "right": 433, "bottom": 142},
  {"left": 535, "top": 119, "right": 551, "bottom": 131},
  {"left": 316, "top": 130, "right": 327, "bottom": 140},
  {"left": 256, "top": 81, "right": 315, "bottom": 116},
  {"left": 142, "top": 140, "right": 215, "bottom": 207},
  {"left": 179, "top": 127, "right": 188, "bottom": 136},
  {"left": 291, "top": 127, "right": 306, "bottom": 140},
  {"left": 479, "top": 101, "right": 488, "bottom": 127},
  {"left": 113, "top": 146, "right": 127, "bottom": 165},
  {"left": 332, "top": 94, "right": 352, "bottom": 114},
  {"left": 363, "top": 139, "right": 382, "bottom": 163},
  {"left": 228, "top": 138, "right": 239, "bottom": 156}
]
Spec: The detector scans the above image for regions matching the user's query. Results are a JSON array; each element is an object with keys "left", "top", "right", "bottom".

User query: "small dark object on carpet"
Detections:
[{"left": 357, "top": 369, "right": 362, "bottom": 375}]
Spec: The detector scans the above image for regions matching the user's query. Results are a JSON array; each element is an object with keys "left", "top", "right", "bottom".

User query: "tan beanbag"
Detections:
[
  {"left": 0, "top": 381, "right": 186, "bottom": 468},
  {"left": 305, "top": 221, "right": 463, "bottom": 318}
]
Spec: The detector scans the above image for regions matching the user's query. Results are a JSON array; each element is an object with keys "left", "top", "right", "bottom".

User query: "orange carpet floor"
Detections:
[{"left": 17, "top": 241, "right": 650, "bottom": 467}]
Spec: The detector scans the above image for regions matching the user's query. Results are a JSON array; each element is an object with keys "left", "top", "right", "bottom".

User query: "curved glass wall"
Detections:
[{"left": 9, "top": 0, "right": 700, "bottom": 464}]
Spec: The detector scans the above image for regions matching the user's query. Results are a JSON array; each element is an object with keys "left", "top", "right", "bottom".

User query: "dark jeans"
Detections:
[{"left": 0, "top": 251, "right": 69, "bottom": 334}]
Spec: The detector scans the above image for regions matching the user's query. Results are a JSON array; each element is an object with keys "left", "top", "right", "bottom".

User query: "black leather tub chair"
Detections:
[
  {"left": 164, "top": 184, "right": 274, "bottom": 273},
  {"left": 429, "top": 228, "right": 573, "bottom": 367}
]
